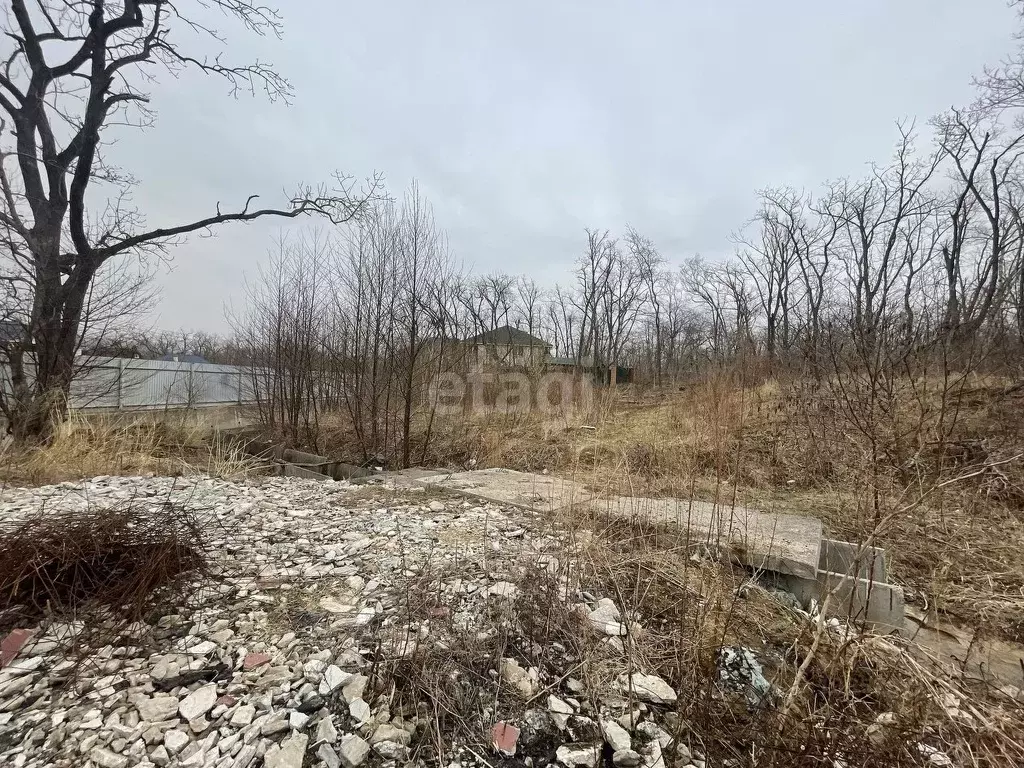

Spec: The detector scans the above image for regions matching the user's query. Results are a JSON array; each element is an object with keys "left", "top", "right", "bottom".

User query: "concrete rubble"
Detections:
[{"left": 0, "top": 475, "right": 715, "bottom": 768}]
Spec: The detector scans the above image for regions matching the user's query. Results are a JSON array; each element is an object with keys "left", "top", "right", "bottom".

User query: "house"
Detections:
[
  {"left": 158, "top": 354, "right": 209, "bottom": 364},
  {"left": 464, "top": 326, "right": 551, "bottom": 372}
]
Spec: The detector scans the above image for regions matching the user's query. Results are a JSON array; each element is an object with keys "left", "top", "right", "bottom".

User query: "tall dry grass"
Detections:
[
  {"left": 0, "top": 411, "right": 261, "bottom": 485},
  {"left": 332, "top": 368, "right": 1024, "bottom": 645}
]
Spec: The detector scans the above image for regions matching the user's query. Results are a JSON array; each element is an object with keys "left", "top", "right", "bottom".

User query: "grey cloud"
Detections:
[{"left": 103, "top": 0, "right": 1015, "bottom": 331}]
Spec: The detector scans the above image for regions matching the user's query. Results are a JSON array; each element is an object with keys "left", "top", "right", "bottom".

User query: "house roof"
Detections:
[
  {"left": 158, "top": 354, "right": 209, "bottom": 364},
  {"left": 465, "top": 325, "right": 550, "bottom": 347}
]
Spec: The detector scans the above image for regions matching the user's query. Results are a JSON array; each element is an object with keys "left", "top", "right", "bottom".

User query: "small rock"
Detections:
[
  {"left": 429, "top": 500, "right": 445, "bottom": 512},
  {"left": 318, "top": 743, "right": 342, "bottom": 768},
  {"left": 230, "top": 705, "right": 255, "bottom": 727},
  {"left": 243, "top": 653, "right": 272, "bottom": 671},
  {"left": 602, "top": 719, "right": 632, "bottom": 752},
  {"left": 342, "top": 674, "right": 368, "bottom": 703},
  {"left": 264, "top": 732, "right": 308, "bottom": 768},
  {"left": 373, "top": 741, "right": 409, "bottom": 760},
  {"left": 135, "top": 695, "right": 179, "bottom": 723},
  {"left": 625, "top": 673, "right": 677, "bottom": 704},
  {"left": 262, "top": 715, "right": 289, "bottom": 735},
  {"left": 178, "top": 683, "right": 218, "bottom": 721},
  {"left": 556, "top": 743, "right": 601, "bottom": 767},
  {"left": 89, "top": 747, "right": 129, "bottom": 768},
  {"left": 149, "top": 745, "right": 170, "bottom": 766},
  {"left": 500, "top": 658, "right": 538, "bottom": 699},
  {"left": 289, "top": 711, "right": 310, "bottom": 730},
  {"left": 320, "top": 665, "right": 352, "bottom": 695},
  {"left": 163, "top": 729, "right": 189, "bottom": 755},
  {"left": 316, "top": 715, "right": 339, "bottom": 744},
  {"left": 612, "top": 750, "right": 642, "bottom": 767},
  {"left": 349, "top": 698, "right": 371, "bottom": 725},
  {"left": 338, "top": 733, "right": 371, "bottom": 768},
  {"left": 548, "top": 695, "right": 574, "bottom": 715},
  {"left": 370, "top": 723, "right": 412, "bottom": 746}
]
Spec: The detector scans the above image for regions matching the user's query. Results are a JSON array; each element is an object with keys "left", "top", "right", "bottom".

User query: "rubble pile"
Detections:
[{"left": 0, "top": 476, "right": 716, "bottom": 768}]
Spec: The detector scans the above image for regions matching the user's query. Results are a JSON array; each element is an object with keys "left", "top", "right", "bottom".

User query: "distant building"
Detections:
[
  {"left": 464, "top": 326, "right": 551, "bottom": 372},
  {"left": 158, "top": 354, "right": 209, "bottom": 364}
]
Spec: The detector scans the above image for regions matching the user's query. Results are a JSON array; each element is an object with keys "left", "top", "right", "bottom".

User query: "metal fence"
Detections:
[{"left": 64, "top": 357, "right": 258, "bottom": 410}]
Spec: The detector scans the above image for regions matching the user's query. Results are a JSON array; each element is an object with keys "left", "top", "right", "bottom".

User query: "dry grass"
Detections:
[
  {"left": 0, "top": 411, "right": 262, "bottom": 485},
  {"left": 370, "top": 371, "right": 1024, "bottom": 649},
  {"left": 355, "top": 502, "right": 1024, "bottom": 768},
  {"left": 570, "top": 513, "right": 1024, "bottom": 768}
]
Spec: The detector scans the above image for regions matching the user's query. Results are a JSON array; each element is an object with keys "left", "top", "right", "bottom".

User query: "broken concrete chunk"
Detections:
[
  {"left": 601, "top": 719, "right": 632, "bottom": 752},
  {"left": 500, "top": 657, "right": 538, "bottom": 699},
  {"left": 556, "top": 743, "right": 601, "bottom": 767},
  {"left": 624, "top": 673, "right": 677, "bottom": 704},
  {"left": 264, "top": 732, "right": 308, "bottom": 768},
  {"left": 178, "top": 683, "right": 218, "bottom": 722},
  {"left": 337, "top": 733, "right": 371, "bottom": 768},
  {"left": 492, "top": 721, "right": 520, "bottom": 756}
]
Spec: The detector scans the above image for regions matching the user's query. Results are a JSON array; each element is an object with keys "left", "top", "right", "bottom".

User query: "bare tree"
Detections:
[
  {"left": 625, "top": 227, "right": 666, "bottom": 384},
  {"left": 935, "top": 109, "right": 1024, "bottom": 346},
  {"left": 0, "top": 1, "right": 378, "bottom": 440}
]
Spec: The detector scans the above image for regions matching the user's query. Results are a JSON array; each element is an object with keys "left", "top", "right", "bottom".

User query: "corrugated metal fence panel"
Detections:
[{"left": 1, "top": 357, "right": 264, "bottom": 410}]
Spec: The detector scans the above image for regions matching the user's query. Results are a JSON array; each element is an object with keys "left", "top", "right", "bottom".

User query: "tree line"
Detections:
[{"left": 4, "top": 0, "right": 1024, "bottom": 449}]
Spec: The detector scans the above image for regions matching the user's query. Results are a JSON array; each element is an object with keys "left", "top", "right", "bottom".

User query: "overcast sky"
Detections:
[{"left": 115, "top": 0, "right": 1017, "bottom": 333}]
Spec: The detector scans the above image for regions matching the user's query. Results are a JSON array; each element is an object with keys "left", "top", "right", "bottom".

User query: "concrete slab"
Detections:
[
  {"left": 819, "top": 538, "right": 888, "bottom": 582},
  {"left": 414, "top": 468, "right": 592, "bottom": 513},
  {"left": 776, "top": 570, "right": 905, "bottom": 634},
  {"left": 589, "top": 496, "right": 823, "bottom": 581}
]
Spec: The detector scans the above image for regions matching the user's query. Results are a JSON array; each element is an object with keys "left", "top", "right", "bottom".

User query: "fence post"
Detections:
[{"left": 116, "top": 358, "right": 124, "bottom": 409}]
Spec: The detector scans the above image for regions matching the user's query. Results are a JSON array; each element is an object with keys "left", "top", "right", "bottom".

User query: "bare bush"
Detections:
[{"left": 0, "top": 498, "right": 212, "bottom": 645}]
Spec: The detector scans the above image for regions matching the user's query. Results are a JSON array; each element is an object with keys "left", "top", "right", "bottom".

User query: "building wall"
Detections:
[{"left": 469, "top": 343, "right": 549, "bottom": 372}]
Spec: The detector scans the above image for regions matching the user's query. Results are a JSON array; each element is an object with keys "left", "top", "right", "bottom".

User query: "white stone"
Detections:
[
  {"left": 625, "top": 673, "right": 677, "bottom": 704},
  {"left": 349, "top": 698, "right": 371, "bottom": 725},
  {"left": 135, "top": 695, "right": 180, "bottom": 723},
  {"left": 316, "top": 715, "right": 339, "bottom": 744},
  {"left": 230, "top": 705, "right": 255, "bottom": 727},
  {"left": 318, "top": 743, "right": 341, "bottom": 768},
  {"left": 429, "top": 500, "right": 445, "bottom": 512},
  {"left": 264, "top": 732, "right": 308, "bottom": 768},
  {"left": 602, "top": 720, "right": 632, "bottom": 752},
  {"left": 289, "top": 711, "right": 310, "bottom": 730},
  {"left": 342, "top": 674, "right": 368, "bottom": 703},
  {"left": 89, "top": 747, "right": 129, "bottom": 768},
  {"left": 500, "top": 658, "right": 538, "bottom": 699},
  {"left": 556, "top": 743, "right": 601, "bottom": 767},
  {"left": 178, "top": 683, "right": 218, "bottom": 721},
  {"left": 338, "top": 734, "right": 371, "bottom": 768},
  {"left": 370, "top": 724, "right": 412, "bottom": 746},
  {"left": 163, "top": 729, "right": 190, "bottom": 755},
  {"left": 548, "top": 695, "right": 574, "bottom": 714},
  {"left": 319, "top": 665, "right": 352, "bottom": 694}
]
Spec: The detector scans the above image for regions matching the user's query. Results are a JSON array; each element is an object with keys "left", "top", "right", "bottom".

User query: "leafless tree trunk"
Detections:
[{"left": 0, "top": 1, "right": 378, "bottom": 441}]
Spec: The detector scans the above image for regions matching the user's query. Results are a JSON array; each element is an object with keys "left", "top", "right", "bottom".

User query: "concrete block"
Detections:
[
  {"left": 589, "top": 496, "right": 823, "bottom": 580},
  {"left": 819, "top": 538, "right": 887, "bottom": 582},
  {"left": 777, "top": 568, "right": 905, "bottom": 634}
]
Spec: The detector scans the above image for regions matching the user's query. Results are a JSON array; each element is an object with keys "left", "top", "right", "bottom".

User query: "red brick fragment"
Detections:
[
  {"left": 491, "top": 721, "right": 520, "bottom": 756},
  {"left": 0, "top": 629, "right": 35, "bottom": 668},
  {"left": 243, "top": 652, "right": 271, "bottom": 671}
]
